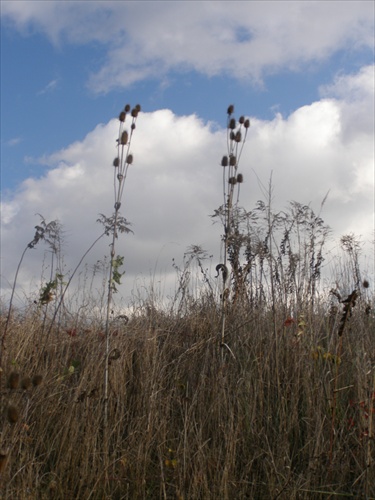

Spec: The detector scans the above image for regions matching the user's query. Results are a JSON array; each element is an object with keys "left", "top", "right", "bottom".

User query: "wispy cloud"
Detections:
[
  {"left": 37, "top": 78, "right": 59, "bottom": 96},
  {"left": 6, "top": 137, "right": 22, "bottom": 147}
]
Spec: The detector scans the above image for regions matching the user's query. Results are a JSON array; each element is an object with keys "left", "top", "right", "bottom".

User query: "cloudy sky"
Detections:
[{"left": 1, "top": 1, "right": 374, "bottom": 308}]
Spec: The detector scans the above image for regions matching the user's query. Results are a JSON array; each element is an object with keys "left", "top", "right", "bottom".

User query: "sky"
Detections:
[{"left": 1, "top": 1, "right": 374, "bottom": 310}]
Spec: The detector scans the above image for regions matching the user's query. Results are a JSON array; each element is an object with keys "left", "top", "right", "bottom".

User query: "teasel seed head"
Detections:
[
  {"left": 21, "top": 377, "right": 32, "bottom": 390},
  {"left": 113, "top": 157, "right": 120, "bottom": 167},
  {"left": 230, "top": 131, "right": 235, "bottom": 141},
  {"left": 7, "top": 405, "right": 19, "bottom": 424},
  {"left": 221, "top": 156, "right": 228, "bottom": 167},
  {"left": 8, "top": 372, "right": 20, "bottom": 390},
  {"left": 126, "top": 154, "right": 133, "bottom": 164},
  {"left": 227, "top": 104, "right": 234, "bottom": 115},
  {"left": 237, "top": 173, "right": 244, "bottom": 183},
  {"left": 131, "top": 108, "right": 139, "bottom": 118},
  {"left": 121, "top": 131, "right": 128, "bottom": 145},
  {"left": 124, "top": 104, "right": 131, "bottom": 112},
  {"left": 244, "top": 118, "right": 250, "bottom": 128},
  {"left": 229, "top": 177, "right": 237, "bottom": 185},
  {"left": 363, "top": 279, "right": 369, "bottom": 288},
  {"left": 229, "top": 118, "right": 236, "bottom": 130},
  {"left": 131, "top": 123, "right": 136, "bottom": 130},
  {"left": 32, "top": 374, "right": 43, "bottom": 387},
  {"left": 119, "top": 111, "right": 126, "bottom": 122},
  {"left": 114, "top": 202, "right": 121, "bottom": 210},
  {"left": 229, "top": 155, "right": 236, "bottom": 166},
  {"left": 239, "top": 116, "right": 245, "bottom": 124},
  {"left": 235, "top": 131, "right": 242, "bottom": 143},
  {"left": 135, "top": 104, "right": 141, "bottom": 112},
  {"left": 117, "top": 173, "right": 123, "bottom": 181}
]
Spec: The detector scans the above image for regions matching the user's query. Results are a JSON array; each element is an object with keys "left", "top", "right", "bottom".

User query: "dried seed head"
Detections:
[
  {"left": 7, "top": 405, "right": 19, "bottom": 424},
  {"left": 227, "top": 104, "right": 234, "bottom": 115},
  {"left": 229, "top": 155, "right": 236, "bottom": 166},
  {"left": 235, "top": 131, "right": 242, "bottom": 143},
  {"left": 229, "top": 118, "right": 236, "bottom": 130},
  {"left": 131, "top": 123, "right": 136, "bottom": 130},
  {"left": 229, "top": 177, "right": 237, "bottom": 185},
  {"left": 244, "top": 118, "right": 250, "bottom": 129},
  {"left": 119, "top": 111, "right": 126, "bottom": 122},
  {"left": 32, "top": 374, "right": 43, "bottom": 387},
  {"left": 113, "top": 157, "right": 120, "bottom": 167},
  {"left": 135, "top": 104, "right": 141, "bottom": 112},
  {"left": 121, "top": 131, "right": 128, "bottom": 145},
  {"left": 230, "top": 131, "right": 235, "bottom": 141},
  {"left": 21, "top": 377, "right": 32, "bottom": 390},
  {"left": 117, "top": 173, "right": 123, "bottom": 181},
  {"left": 8, "top": 372, "right": 20, "bottom": 390},
  {"left": 221, "top": 156, "right": 228, "bottom": 167},
  {"left": 363, "top": 279, "right": 369, "bottom": 288},
  {"left": 131, "top": 108, "right": 139, "bottom": 118},
  {"left": 114, "top": 201, "right": 121, "bottom": 210},
  {"left": 239, "top": 116, "right": 245, "bottom": 124},
  {"left": 237, "top": 173, "right": 244, "bottom": 183},
  {"left": 0, "top": 452, "right": 9, "bottom": 474},
  {"left": 126, "top": 154, "right": 133, "bottom": 164},
  {"left": 124, "top": 104, "right": 131, "bottom": 112}
]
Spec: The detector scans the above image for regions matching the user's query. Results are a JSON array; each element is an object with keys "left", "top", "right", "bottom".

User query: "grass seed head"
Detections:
[
  {"left": 21, "top": 377, "right": 32, "bottom": 390},
  {"left": 32, "top": 374, "right": 43, "bottom": 387},
  {"left": 7, "top": 405, "right": 19, "bottom": 424},
  {"left": 8, "top": 372, "right": 20, "bottom": 390}
]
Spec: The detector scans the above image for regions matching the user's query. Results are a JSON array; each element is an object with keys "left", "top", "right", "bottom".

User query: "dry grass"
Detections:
[{"left": 1, "top": 292, "right": 374, "bottom": 499}]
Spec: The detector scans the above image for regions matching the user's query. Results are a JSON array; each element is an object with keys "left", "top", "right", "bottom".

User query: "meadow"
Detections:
[{"left": 1, "top": 105, "right": 374, "bottom": 499}]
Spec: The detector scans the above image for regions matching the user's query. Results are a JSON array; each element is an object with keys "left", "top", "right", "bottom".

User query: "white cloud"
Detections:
[
  {"left": 1, "top": 66, "right": 373, "bottom": 305},
  {"left": 1, "top": 1, "right": 373, "bottom": 92},
  {"left": 37, "top": 78, "right": 59, "bottom": 95},
  {"left": 5, "top": 137, "right": 22, "bottom": 147}
]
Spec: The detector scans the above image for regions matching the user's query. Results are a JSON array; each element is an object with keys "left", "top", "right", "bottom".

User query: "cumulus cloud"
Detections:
[
  {"left": 1, "top": 1, "right": 373, "bottom": 92},
  {"left": 1, "top": 65, "right": 373, "bottom": 305}
]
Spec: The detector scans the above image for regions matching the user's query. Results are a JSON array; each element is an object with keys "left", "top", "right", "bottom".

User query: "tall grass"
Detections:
[{"left": 1, "top": 106, "right": 374, "bottom": 499}]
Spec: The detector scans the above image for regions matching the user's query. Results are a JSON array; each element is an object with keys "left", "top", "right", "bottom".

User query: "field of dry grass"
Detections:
[{"left": 1, "top": 287, "right": 374, "bottom": 499}]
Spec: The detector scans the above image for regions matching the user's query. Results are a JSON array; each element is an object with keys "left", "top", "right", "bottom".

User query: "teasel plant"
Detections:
[
  {"left": 99, "top": 104, "right": 141, "bottom": 430},
  {"left": 216, "top": 105, "right": 250, "bottom": 355}
]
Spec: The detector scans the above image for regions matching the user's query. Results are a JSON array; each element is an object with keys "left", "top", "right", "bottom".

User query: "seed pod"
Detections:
[
  {"left": 21, "top": 377, "right": 32, "bottom": 390},
  {"left": 119, "top": 111, "right": 126, "bottom": 122},
  {"left": 235, "top": 131, "right": 242, "bottom": 143},
  {"left": 239, "top": 116, "right": 245, "bottom": 124},
  {"left": 8, "top": 372, "right": 20, "bottom": 390},
  {"left": 221, "top": 156, "right": 228, "bottom": 167},
  {"left": 124, "top": 104, "right": 131, "bottom": 112},
  {"left": 229, "top": 118, "right": 236, "bottom": 130},
  {"left": 113, "top": 157, "right": 120, "bottom": 167},
  {"left": 117, "top": 173, "right": 123, "bottom": 181},
  {"left": 131, "top": 108, "right": 139, "bottom": 118},
  {"left": 135, "top": 104, "right": 141, "bottom": 111},
  {"left": 131, "top": 123, "right": 136, "bottom": 130},
  {"left": 229, "top": 177, "right": 237, "bottom": 185},
  {"left": 114, "top": 202, "right": 121, "bottom": 210},
  {"left": 363, "top": 279, "right": 369, "bottom": 288},
  {"left": 32, "top": 374, "right": 43, "bottom": 387},
  {"left": 244, "top": 119, "right": 250, "bottom": 128},
  {"left": 120, "top": 131, "right": 128, "bottom": 145},
  {"left": 126, "top": 154, "right": 133, "bottom": 164},
  {"left": 229, "top": 155, "right": 236, "bottom": 166},
  {"left": 227, "top": 104, "right": 234, "bottom": 115},
  {"left": 237, "top": 173, "right": 244, "bottom": 183},
  {"left": 230, "top": 131, "right": 235, "bottom": 140},
  {"left": 7, "top": 405, "right": 19, "bottom": 424}
]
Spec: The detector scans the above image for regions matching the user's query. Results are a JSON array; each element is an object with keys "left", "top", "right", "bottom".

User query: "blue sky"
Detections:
[{"left": 1, "top": 1, "right": 374, "bottom": 305}]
